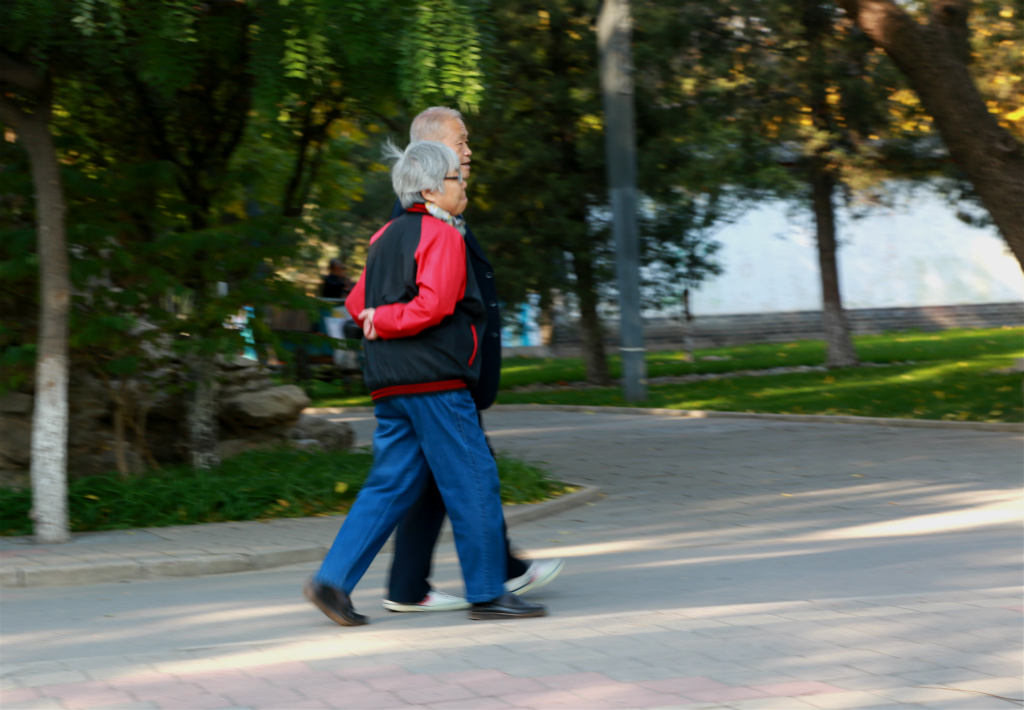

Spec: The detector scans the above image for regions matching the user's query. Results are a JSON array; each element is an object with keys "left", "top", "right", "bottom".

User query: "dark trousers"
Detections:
[{"left": 387, "top": 416, "right": 529, "bottom": 603}]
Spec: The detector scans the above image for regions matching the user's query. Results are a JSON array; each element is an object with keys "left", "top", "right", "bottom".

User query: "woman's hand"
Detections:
[{"left": 359, "top": 308, "right": 378, "bottom": 340}]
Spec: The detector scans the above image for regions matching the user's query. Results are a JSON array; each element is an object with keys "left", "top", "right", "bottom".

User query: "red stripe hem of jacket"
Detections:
[{"left": 370, "top": 379, "right": 467, "bottom": 401}]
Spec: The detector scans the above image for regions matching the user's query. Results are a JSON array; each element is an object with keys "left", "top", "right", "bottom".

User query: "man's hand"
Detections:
[{"left": 359, "top": 308, "right": 378, "bottom": 340}]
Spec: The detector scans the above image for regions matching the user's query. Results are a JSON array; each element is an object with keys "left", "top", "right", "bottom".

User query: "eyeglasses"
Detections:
[{"left": 444, "top": 174, "right": 463, "bottom": 184}]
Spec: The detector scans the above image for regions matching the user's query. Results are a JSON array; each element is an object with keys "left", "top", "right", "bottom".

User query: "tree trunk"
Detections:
[
  {"left": 571, "top": 254, "right": 611, "bottom": 385},
  {"left": 186, "top": 353, "right": 221, "bottom": 471},
  {"left": 0, "top": 94, "right": 72, "bottom": 544},
  {"left": 681, "top": 288, "right": 695, "bottom": 363},
  {"left": 839, "top": 0, "right": 1024, "bottom": 269},
  {"left": 811, "top": 163, "right": 860, "bottom": 368},
  {"left": 802, "top": 1, "right": 859, "bottom": 370}
]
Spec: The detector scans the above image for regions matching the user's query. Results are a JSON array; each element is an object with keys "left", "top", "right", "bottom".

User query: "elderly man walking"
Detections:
[{"left": 382, "top": 107, "right": 564, "bottom": 614}]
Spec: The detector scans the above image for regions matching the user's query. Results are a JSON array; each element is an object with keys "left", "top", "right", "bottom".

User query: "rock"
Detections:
[
  {"left": 290, "top": 414, "right": 354, "bottom": 452},
  {"left": 292, "top": 438, "right": 325, "bottom": 451},
  {"left": 0, "top": 416, "right": 31, "bottom": 468},
  {"left": 219, "top": 385, "right": 311, "bottom": 429},
  {"left": 68, "top": 373, "right": 111, "bottom": 420},
  {"left": 216, "top": 439, "right": 275, "bottom": 460},
  {"left": 0, "top": 392, "right": 32, "bottom": 415}
]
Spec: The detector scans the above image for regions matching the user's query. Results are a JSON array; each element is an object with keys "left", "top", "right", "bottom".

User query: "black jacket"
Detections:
[
  {"left": 349, "top": 205, "right": 487, "bottom": 401},
  {"left": 391, "top": 199, "right": 502, "bottom": 410}
]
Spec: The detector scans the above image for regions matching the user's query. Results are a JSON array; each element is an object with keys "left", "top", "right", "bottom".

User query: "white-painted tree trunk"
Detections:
[
  {"left": 0, "top": 79, "right": 73, "bottom": 544},
  {"left": 30, "top": 356, "right": 70, "bottom": 543}
]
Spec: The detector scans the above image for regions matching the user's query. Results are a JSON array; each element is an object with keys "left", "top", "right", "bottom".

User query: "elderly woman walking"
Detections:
[{"left": 303, "top": 140, "right": 547, "bottom": 626}]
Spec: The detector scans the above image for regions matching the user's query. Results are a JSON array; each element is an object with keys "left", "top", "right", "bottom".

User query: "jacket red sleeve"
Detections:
[
  {"left": 344, "top": 271, "right": 366, "bottom": 322},
  {"left": 370, "top": 218, "right": 467, "bottom": 339}
]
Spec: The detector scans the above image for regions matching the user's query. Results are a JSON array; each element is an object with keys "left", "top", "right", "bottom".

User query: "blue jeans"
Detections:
[{"left": 315, "top": 389, "right": 506, "bottom": 603}]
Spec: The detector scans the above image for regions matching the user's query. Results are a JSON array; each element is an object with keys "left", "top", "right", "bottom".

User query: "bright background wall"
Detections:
[{"left": 691, "top": 191, "right": 1024, "bottom": 316}]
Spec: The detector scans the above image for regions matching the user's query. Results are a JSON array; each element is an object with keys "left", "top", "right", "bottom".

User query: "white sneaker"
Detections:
[
  {"left": 382, "top": 589, "right": 469, "bottom": 612},
  {"left": 505, "top": 558, "right": 565, "bottom": 596}
]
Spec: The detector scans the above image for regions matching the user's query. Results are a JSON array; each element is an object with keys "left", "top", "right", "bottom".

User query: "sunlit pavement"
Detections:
[{"left": 1, "top": 407, "right": 1021, "bottom": 709}]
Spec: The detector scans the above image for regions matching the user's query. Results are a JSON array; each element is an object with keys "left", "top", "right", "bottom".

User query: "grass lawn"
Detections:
[
  {"left": 0, "top": 447, "right": 571, "bottom": 536},
  {"left": 307, "top": 327, "right": 1023, "bottom": 423}
]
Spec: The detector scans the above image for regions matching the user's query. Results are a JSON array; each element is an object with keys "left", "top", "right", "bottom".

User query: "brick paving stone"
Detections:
[
  {"left": 942, "top": 675, "right": 1024, "bottom": 697},
  {"left": 18, "top": 670, "right": 91, "bottom": 687},
  {"left": 896, "top": 667, "right": 999, "bottom": 686},
  {"left": 153, "top": 693, "right": 236, "bottom": 709},
  {"left": 601, "top": 666, "right": 697, "bottom": 683},
  {"left": 844, "top": 658, "right": 944, "bottom": 675},
  {"left": 253, "top": 667, "right": 341, "bottom": 688},
  {"left": 0, "top": 677, "right": 25, "bottom": 692},
  {"left": 454, "top": 672, "right": 547, "bottom": 696},
  {"left": 45, "top": 685, "right": 140, "bottom": 709},
  {"left": 825, "top": 675, "right": 907, "bottom": 693},
  {"left": 606, "top": 691, "right": 697, "bottom": 709},
  {"left": 500, "top": 688, "right": 620, "bottom": 709},
  {"left": 0, "top": 687, "right": 40, "bottom": 704},
  {"left": 797, "top": 689, "right": 903, "bottom": 709},
  {"left": 398, "top": 657, "right": 481, "bottom": 676},
  {"left": 843, "top": 607, "right": 920, "bottom": 618},
  {"left": 364, "top": 672, "right": 447, "bottom": 692},
  {"left": 188, "top": 670, "right": 259, "bottom": 694},
  {"left": 639, "top": 677, "right": 731, "bottom": 694},
  {"left": 114, "top": 678, "right": 205, "bottom": 700},
  {"left": 685, "top": 686, "right": 770, "bottom": 702},
  {"left": 721, "top": 614, "right": 790, "bottom": 627},
  {"left": 533, "top": 672, "right": 614, "bottom": 690},
  {"left": 224, "top": 685, "right": 309, "bottom": 708},
  {"left": 432, "top": 668, "right": 511, "bottom": 685},
  {"left": 0, "top": 698, "right": 65, "bottom": 709},
  {"left": 426, "top": 698, "right": 517, "bottom": 709},
  {"left": 332, "top": 664, "right": 410, "bottom": 682},
  {"left": 318, "top": 690, "right": 409, "bottom": 709},
  {"left": 296, "top": 679, "right": 379, "bottom": 702},
  {"left": 393, "top": 682, "right": 480, "bottom": 705},
  {"left": 488, "top": 661, "right": 580, "bottom": 678},
  {"left": 751, "top": 681, "right": 847, "bottom": 696},
  {"left": 728, "top": 697, "right": 821, "bottom": 709},
  {"left": 919, "top": 697, "right": 1021, "bottom": 709}
]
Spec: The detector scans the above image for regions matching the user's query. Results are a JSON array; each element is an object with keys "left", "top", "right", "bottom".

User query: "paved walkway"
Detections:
[{"left": 1, "top": 406, "right": 1021, "bottom": 710}]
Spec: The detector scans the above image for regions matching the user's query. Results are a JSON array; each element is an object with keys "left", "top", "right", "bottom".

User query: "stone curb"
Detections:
[
  {"left": 309, "top": 404, "right": 1023, "bottom": 433},
  {"left": 0, "top": 484, "right": 601, "bottom": 589}
]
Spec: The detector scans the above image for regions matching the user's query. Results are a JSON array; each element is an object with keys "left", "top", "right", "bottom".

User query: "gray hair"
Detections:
[
  {"left": 410, "top": 106, "right": 463, "bottom": 142},
  {"left": 383, "top": 139, "right": 460, "bottom": 209}
]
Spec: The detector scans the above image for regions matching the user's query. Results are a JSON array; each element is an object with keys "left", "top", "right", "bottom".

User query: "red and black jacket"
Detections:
[{"left": 346, "top": 204, "right": 487, "bottom": 401}]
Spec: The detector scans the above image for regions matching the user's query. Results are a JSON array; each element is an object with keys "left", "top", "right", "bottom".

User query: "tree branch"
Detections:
[{"left": 0, "top": 53, "right": 46, "bottom": 93}]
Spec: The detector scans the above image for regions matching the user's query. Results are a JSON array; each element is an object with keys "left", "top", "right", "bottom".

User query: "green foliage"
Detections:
[
  {"left": 0, "top": 0, "right": 495, "bottom": 405},
  {"left": 0, "top": 446, "right": 565, "bottom": 535},
  {"left": 399, "top": 0, "right": 488, "bottom": 111}
]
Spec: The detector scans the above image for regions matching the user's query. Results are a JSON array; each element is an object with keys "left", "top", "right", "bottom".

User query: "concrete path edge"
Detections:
[{"left": 0, "top": 484, "right": 601, "bottom": 589}]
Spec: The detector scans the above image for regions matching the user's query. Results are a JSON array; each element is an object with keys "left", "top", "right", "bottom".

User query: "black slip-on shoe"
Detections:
[
  {"left": 467, "top": 592, "right": 547, "bottom": 620},
  {"left": 304, "top": 578, "right": 368, "bottom": 626}
]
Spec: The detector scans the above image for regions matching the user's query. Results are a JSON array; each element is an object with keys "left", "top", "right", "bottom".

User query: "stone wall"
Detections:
[
  {"left": 0, "top": 357, "right": 351, "bottom": 483},
  {"left": 520, "top": 301, "right": 1023, "bottom": 357}
]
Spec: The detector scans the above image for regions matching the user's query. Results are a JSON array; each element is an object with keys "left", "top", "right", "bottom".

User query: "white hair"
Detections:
[
  {"left": 383, "top": 139, "right": 460, "bottom": 209},
  {"left": 410, "top": 106, "right": 463, "bottom": 142}
]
